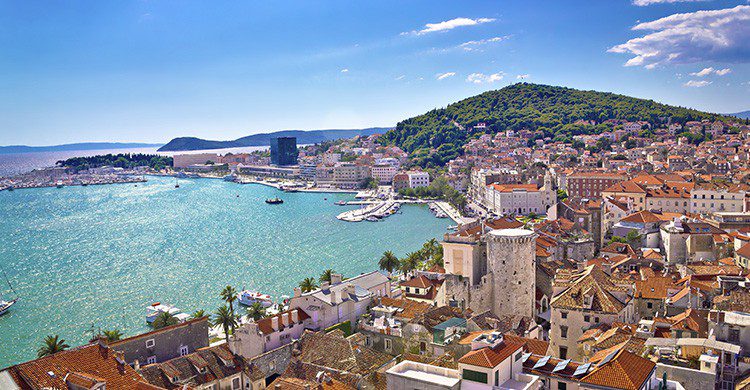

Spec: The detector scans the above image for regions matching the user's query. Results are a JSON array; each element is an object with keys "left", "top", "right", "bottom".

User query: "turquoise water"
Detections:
[{"left": 0, "top": 176, "right": 449, "bottom": 367}]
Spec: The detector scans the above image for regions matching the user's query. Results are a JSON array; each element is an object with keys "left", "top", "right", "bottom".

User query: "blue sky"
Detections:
[{"left": 1, "top": 0, "right": 749, "bottom": 145}]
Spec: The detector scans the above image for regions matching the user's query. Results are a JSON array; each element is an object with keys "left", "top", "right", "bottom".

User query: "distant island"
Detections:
[
  {"left": 731, "top": 110, "right": 750, "bottom": 119},
  {"left": 0, "top": 142, "right": 163, "bottom": 155},
  {"left": 158, "top": 128, "right": 391, "bottom": 152}
]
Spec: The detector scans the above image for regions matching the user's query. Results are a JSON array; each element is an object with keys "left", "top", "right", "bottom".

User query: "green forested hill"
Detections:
[{"left": 380, "top": 83, "right": 734, "bottom": 168}]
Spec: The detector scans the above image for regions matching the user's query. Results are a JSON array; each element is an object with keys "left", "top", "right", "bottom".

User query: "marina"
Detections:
[{"left": 0, "top": 175, "right": 450, "bottom": 367}]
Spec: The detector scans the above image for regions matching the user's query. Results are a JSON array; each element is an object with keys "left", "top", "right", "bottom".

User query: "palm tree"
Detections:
[
  {"left": 400, "top": 252, "right": 421, "bottom": 277},
  {"left": 299, "top": 277, "right": 318, "bottom": 293},
  {"left": 102, "top": 329, "right": 123, "bottom": 342},
  {"left": 37, "top": 335, "right": 69, "bottom": 358},
  {"left": 319, "top": 268, "right": 335, "bottom": 284},
  {"left": 152, "top": 311, "right": 179, "bottom": 329},
  {"left": 379, "top": 251, "right": 399, "bottom": 278},
  {"left": 191, "top": 309, "right": 206, "bottom": 319},
  {"left": 213, "top": 304, "right": 238, "bottom": 344},
  {"left": 246, "top": 302, "right": 267, "bottom": 321},
  {"left": 220, "top": 285, "right": 238, "bottom": 334},
  {"left": 422, "top": 238, "right": 439, "bottom": 260}
]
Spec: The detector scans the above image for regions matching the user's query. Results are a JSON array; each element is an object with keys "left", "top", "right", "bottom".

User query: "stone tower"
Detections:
[{"left": 486, "top": 228, "right": 538, "bottom": 319}]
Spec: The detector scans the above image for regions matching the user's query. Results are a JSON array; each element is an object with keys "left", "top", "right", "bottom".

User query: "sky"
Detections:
[{"left": 0, "top": 0, "right": 749, "bottom": 146}]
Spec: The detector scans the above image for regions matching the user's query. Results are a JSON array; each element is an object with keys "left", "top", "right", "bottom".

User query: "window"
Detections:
[
  {"left": 495, "top": 370, "right": 499, "bottom": 386},
  {"left": 462, "top": 369, "right": 488, "bottom": 383},
  {"left": 365, "top": 336, "right": 371, "bottom": 347},
  {"left": 595, "top": 317, "right": 600, "bottom": 323},
  {"left": 146, "top": 339, "right": 155, "bottom": 349},
  {"left": 561, "top": 311, "right": 568, "bottom": 319},
  {"left": 515, "top": 352, "right": 523, "bottom": 361},
  {"left": 559, "top": 347, "right": 568, "bottom": 359},
  {"left": 560, "top": 326, "right": 568, "bottom": 339},
  {"left": 558, "top": 382, "right": 568, "bottom": 390},
  {"left": 269, "top": 360, "right": 275, "bottom": 371},
  {"left": 647, "top": 302, "right": 653, "bottom": 309},
  {"left": 729, "top": 329, "right": 740, "bottom": 343},
  {"left": 584, "top": 315, "right": 590, "bottom": 322},
  {"left": 180, "top": 345, "right": 189, "bottom": 356},
  {"left": 384, "top": 338, "right": 392, "bottom": 352},
  {"left": 232, "top": 377, "right": 241, "bottom": 390},
  {"left": 147, "top": 355, "right": 157, "bottom": 365}
]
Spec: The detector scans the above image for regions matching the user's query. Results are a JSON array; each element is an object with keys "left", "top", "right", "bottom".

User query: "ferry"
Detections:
[
  {"left": 237, "top": 290, "right": 274, "bottom": 308},
  {"left": 265, "top": 197, "right": 283, "bottom": 204},
  {"left": 146, "top": 302, "right": 182, "bottom": 324}
]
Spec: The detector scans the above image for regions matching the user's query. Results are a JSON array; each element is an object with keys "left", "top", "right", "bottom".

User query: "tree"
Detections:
[
  {"left": 191, "top": 309, "right": 206, "bottom": 319},
  {"left": 608, "top": 236, "right": 627, "bottom": 245},
  {"left": 246, "top": 302, "right": 267, "bottom": 322},
  {"left": 37, "top": 335, "right": 70, "bottom": 357},
  {"left": 319, "top": 269, "right": 335, "bottom": 284},
  {"left": 220, "top": 285, "right": 238, "bottom": 334},
  {"left": 212, "top": 305, "right": 238, "bottom": 344},
  {"left": 299, "top": 277, "right": 319, "bottom": 293},
  {"left": 153, "top": 311, "right": 179, "bottom": 329},
  {"left": 626, "top": 230, "right": 642, "bottom": 247},
  {"left": 379, "top": 251, "right": 400, "bottom": 277},
  {"left": 102, "top": 329, "right": 123, "bottom": 342},
  {"left": 400, "top": 252, "right": 421, "bottom": 277}
]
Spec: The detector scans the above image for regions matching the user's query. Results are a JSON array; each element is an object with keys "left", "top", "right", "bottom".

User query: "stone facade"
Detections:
[
  {"left": 487, "top": 229, "right": 538, "bottom": 319},
  {"left": 110, "top": 317, "right": 209, "bottom": 368}
]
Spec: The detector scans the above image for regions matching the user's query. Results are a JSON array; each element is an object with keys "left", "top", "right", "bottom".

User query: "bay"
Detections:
[{"left": 0, "top": 175, "right": 449, "bottom": 367}]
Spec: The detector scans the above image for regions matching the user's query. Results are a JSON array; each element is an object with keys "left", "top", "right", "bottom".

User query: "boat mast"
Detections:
[{"left": 1, "top": 267, "right": 18, "bottom": 299}]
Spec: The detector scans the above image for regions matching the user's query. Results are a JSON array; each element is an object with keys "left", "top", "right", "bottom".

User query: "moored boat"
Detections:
[
  {"left": 56, "top": 181, "right": 64, "bottom": 188},
  {"left": 146, "top": 302, "right": 182, "bottom": 323},
  {"left": 237, "top": 290, "right": 274, "bottom": 308},
  {"left": 265, "top": 197, "right": 283, "bottom": 204},
  {"left": 0, "top": 298, "right": 17, "bottom": 317}
]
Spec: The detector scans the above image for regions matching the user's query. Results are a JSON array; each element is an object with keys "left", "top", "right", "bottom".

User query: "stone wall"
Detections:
[
  {"left": 656, "top": 363, "right": 715, "bottom": 390},
  {"left": 487, "top": 230, "right": 537, "bottom": 319}
]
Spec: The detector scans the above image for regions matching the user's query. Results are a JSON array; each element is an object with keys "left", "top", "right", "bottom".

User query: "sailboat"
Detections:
[
  {"left": 175, "top": 178, "right": 180, "bottom": 188},
  {"left": 0, "top": 268, "right": 18, "bottom": 317}
]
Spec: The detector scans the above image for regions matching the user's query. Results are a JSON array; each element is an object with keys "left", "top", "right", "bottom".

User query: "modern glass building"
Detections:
[{"left": 270, "top": 136, "right": 298, "bottom": 166}]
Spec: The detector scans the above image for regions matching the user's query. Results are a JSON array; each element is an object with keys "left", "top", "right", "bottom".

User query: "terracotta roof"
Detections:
[
  {"left": 400, "top": 275, "right": 432, "bottom": 289},
  {"left": 489, "top": 183, "right": 540, "bottom": 192},
  {"left": 603, "top": 180, "right": 646, "bottom": 194},
  {"left": 297, "top": 331, "right": 393, "bottom": 376},
  {"left": 376, "top": 297, "right": 431, "bottom": 320},
  {"left": 620, "top": 210, "right": 664, "bottom": 224},
  {"left": 738, "top": 243, "right": 750, "bottom": 259},
  {"left": 634, "top": 276, "right": 675, "bottom": 300},
  {"left": 503, "top": 334, "right": 550, "bottom": 356},
  {"left": 581, "top": 349, "right": 655, "bottom": 390},
  {"left": 269, "top": 376, "right": 355, "bottom": 390},
  {"left": 457, "top": 341, "right": 524, "bottom": 368},
  {"left": 550, "top": 266, "right": 629, "bottom": 314},
  {"left": 667, "top": 309, "right": 708, "bottom": 336},
  {"left": 257, "top": 308, "right": 311, "bottom": 335},
  {"left": 601, "top": 242, "right": 637, "bottom": 257},
  {"left": 7, "top": 343, "right": 145, "bottom": 389},
  {"left": 138, "top": 344, "right": 247, "bottom": 389}
]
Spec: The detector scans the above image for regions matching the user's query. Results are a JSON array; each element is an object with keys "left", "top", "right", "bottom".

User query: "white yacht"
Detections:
[
  {"left": 0, "top": 298, "right": 17, "bottom": 317},
  {"left": 145, "top": 302, "right": 182, "bottom": 323},
  {"left": 237, "top": 290, "right": 274, "bottom": 308}
]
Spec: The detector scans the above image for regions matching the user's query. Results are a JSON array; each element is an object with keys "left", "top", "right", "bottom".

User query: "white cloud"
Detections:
[
  {"left": 609, "top": 5, "right": 750, "bottom": 68},
  {"left": 690, "top": 67, "right": 714, "bottom": 76},
  {"left": 459, "top": 35, "right": 511, "bottom": 51},
  {"left": 632, "top": 0, "right": 708, "bottom": 6},
  {"left": 404, "top": 17, "right": 495, "bottom": 36},
  {"left": 715, "top": 68, "right": 732, "bottom": 76},
  {"left": 689, "top": 67, "right": 732, "bottom": 76},
  {"left": 340, "top": 68, "right": 349, "bottom": 73},
  {"left": 466, "top": 72, "right": 506, "bottom": 84},
  {"left": 684, "top": 79, "right": 712, "bottom": 87},
  {"left": 395, "top": 75, "right": 406, "bottom": 81},
  {"left": 516, "top": 74, "right": 530, "bottom": 80},
  {"left": 436, "top": 72, "right": 456, "bottom": 80}
]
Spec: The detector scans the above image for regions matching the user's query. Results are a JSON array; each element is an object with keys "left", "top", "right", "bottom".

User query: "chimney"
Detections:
[
  {"left": 97, "top": 335, "right": 108, "bottom": 352},
  {"left": 346, "top": 283, "right": 356, "bottom": 297},
  {"left": 271, "top": 316, "right": 279, "bottom": 331},
  {"left": 291, "top": 309, "right": 299, "bottom": 323},
  {"left": 321, "top": 281, "right": 330, "bottom": 290},
  {"left": 282, "top": 312, "right": 289, "bottom": 326},
  {"left": 294, "top": 287, "right": 302, "bottom": 298},
  {"left": 331, "top": 273, "right": 343, "bottom": 285},
  {"left": 134, "top": 359, "right": 141, "bottom": 370},
  {"left": 330, "top": 290, "right": 338, "bottom": 304},
  {"left": 115, "top": 351, "right": 126, "bottom": 371}
]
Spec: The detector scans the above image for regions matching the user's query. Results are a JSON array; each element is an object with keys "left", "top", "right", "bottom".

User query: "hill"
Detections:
[
  {"left": 158, "top": 128, "right": 390, "bottom": 152},
  {"left": 0, "top": 142, "right": 162, "bottom": 155},
  {"left": 730, "top": 110, "right": 750, "bottom": 119},
  {"left": 379, "top": 83, "right": 735, "bottom": 168}
]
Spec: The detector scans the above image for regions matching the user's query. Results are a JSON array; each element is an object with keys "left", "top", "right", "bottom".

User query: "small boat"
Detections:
[
  {"left": 237, "top": 290, "right": 274, "bottom": 307},
  {"left": 223, "top": 174, "right": 237, "bottom": 182},
  {"left": 7, "top": 186, "right": 13, "bottom": 192},
  {"left": 335, "top": 200, "right": 347, "bottom": 206},
  {"left": 56, "top": 181, "right": 64, "bottom": 188},
  {"left": 81, "top": 183, "right": 89, "bottom": 186},
  {"left": 0, "top": 299, "right": 17, "bottom": 317},
  {"left": 265, "top": 198, "right": 283, "bottom": 204},
  {"left": 146, "top": 302, "right": 182, "bottom": 323},
  {"left": 366, "top": 216, "right": 381, "bottom": 222},
  {"left": 175, "top": 178, "right": 180, "bottom": 188}
]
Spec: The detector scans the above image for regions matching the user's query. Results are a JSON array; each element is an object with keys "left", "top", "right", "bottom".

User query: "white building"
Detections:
[
  {"left": 230, "top": 308, "right": 312, "bottom": 359},
  {"left": 288, "top": 271, "right": 390, "bottom": 330},
  {"left": 173, "top": 153, "right": 220, "bottom": 168},
  {"left": 690, "top": 183, "right": 748, "bottom": 214},
  {"left": 408, "top": 171, "right": 430, "bottom": 188},
  {"left": 371, "top": 164, "right": 398, "bottom": 184}
]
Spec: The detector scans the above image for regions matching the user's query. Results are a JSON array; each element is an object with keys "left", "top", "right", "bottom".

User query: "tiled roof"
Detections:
[
  {"left": 257, "top": 308, "right": 311, "bottom": 335},
  {"left": 137, "top": 344, "right": 247, "bottom": 389},
  {"left": 503, "top": 334, "right": 549, "bottom": 356},
  {"left": 490, "top": 183, "right": 539, "bottom": 192},
  {"left": 581, "top": 349, "right": 656, "bottom": 390},
  {"left": 457, "top": 341, "right": 524, "bottom": 368},
  {"left": 620, "top": 210, "right": 664, "bottom": 224},
  {"left": 400, "top": 275, "right": 432, "bottom": 289},
  {"left": 634, "top": 276, "right": 675, "bottom": 300},
  {"left": 297, "top": 331, "right": 393, "bottom": 376},
  {"left": 7, "top": 343, "right": 145, "bottom": 389},
  {"left": 603, "top": 180, "right": 646, "bottom": 194},
  {"left": 738, "top": 243, "right": 750, "bottom": 259},
  {"left": 601, "top": 242, "right": 636, "bottom": 257},
  {"left": 550, "top": 266, "right": 629, "bottom": 314},
  {"left": 376, "top": 297, "right": 431, "bottom": 320}
]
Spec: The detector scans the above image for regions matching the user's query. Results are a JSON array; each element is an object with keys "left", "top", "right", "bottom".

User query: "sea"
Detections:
[{"left": 0, "top": 152, "right": 450, "bottom": 367}]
